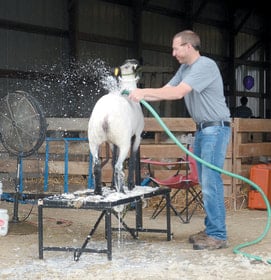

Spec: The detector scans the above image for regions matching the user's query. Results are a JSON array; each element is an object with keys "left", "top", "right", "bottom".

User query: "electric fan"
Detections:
[{"left": 0, "top": 90, "right": 46, "bottom": 233}]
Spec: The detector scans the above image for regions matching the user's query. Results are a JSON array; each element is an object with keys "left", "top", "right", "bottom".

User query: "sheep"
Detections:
[{"left": 88, "top": 59, "right": 144, "bottom": 195}]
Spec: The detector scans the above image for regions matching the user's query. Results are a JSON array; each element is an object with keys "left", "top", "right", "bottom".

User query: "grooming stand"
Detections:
[{"left": 38, "top": 187, "right": 171, "bottom": 261}]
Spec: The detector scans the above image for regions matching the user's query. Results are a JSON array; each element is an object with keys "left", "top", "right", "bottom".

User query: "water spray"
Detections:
[{"left": 122, "top": 89, "right": 271, "bottom": 264}]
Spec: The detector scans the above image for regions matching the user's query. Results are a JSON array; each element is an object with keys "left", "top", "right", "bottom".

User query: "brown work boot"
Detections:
[
  {"left": 188, "top": 230, "right": 207, "bottom": 244},
  {"left": 193, "top": 235, "right": 228, "bottom": 250}
]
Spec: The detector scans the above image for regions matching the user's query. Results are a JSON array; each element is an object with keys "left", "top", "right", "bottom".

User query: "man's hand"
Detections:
[{"left": 129, "top": 88, "right": 145, "bottom": 102}]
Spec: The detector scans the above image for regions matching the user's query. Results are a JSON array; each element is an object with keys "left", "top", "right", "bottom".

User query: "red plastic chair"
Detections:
[{"left": 141, "top": 147, "right": 203, "bottom": 223}]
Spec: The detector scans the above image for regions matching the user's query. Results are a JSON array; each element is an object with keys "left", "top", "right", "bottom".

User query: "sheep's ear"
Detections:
[{"left": 134, "top": 65, "right": 142, "bottom": 79}]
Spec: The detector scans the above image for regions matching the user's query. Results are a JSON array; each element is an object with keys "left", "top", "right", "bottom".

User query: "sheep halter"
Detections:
[{"left": 119, "top": 76, "right": 139, "bottom": 83}]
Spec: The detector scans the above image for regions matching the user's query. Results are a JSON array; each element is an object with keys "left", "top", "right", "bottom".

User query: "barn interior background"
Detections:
[
  {"left": 0, "top": 0, "right": 270, "bottom": 211},
  {"left": 0, "top": 0, "right": 270, "bottom": 118}
]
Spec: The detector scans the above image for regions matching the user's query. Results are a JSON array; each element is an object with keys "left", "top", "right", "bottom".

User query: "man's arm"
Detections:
[{"left": 129, "top": 82, "right": 192, "bottom": 102}]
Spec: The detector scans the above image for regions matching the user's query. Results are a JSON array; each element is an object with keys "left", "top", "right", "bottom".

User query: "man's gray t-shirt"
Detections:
[{"left": 167, "top": 56, "right": 230, "bottom": 124}]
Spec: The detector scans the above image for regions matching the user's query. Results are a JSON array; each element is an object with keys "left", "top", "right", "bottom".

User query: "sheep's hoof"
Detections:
[
  {"left": 128, "top": 184, "right": 135, "bottom": 191},
  {"left": 94, "top": 188, "right": 102, "bottom": 195},
  {"left": 120, "top": 187, "right": 126, "bottom": 194},
  {"left": 110, "top": 185, "right": 116, "bottom": 191}
]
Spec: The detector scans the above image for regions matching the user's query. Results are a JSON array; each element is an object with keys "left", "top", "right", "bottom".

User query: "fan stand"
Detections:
[
  {"left": 7, "top": 154, "right": 38, "bottom": 235},
  {"left": 0, "top": 90, "right": 47, "bottom": 235},
  {"left": 12, "top": 154, "right": 23, "bottom": 223}
]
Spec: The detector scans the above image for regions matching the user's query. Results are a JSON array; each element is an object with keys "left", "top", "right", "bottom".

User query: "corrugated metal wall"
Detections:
[
  {"left": 0, "top": 0, "right": 69, "bottom": 117},
  {"left": 0, "top": 0, "right": 269, "bottom": 118}
]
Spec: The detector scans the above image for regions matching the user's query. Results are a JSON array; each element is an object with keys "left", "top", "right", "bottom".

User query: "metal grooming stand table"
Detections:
[{"left": 38, "top": 187, "right": 171, "bottom": 261}]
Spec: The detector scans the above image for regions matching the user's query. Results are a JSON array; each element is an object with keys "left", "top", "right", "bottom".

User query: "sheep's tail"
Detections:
[{"left": 102, "top": 116, "right": 109, "bottom": 134}]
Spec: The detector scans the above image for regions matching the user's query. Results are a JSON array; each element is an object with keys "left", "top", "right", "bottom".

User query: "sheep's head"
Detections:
[{"left": 114, "top": 59, "right": 141, "bottom": 79}]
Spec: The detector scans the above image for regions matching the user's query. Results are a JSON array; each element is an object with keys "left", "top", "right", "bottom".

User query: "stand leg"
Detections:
[
  {"left": 105, "top": 210, "right": 112, "bottom": 261},
  {"left": 165, "top": 192, "right": 172, "bottom": 241},
  {"left": 74, "top": 210, "right": 106, "bottom": 261},
  {"left": 112, "top": 211, "right": 138, "bottom": 239},
  {"left": 136, "top": 200, "right": 143, "bottom": 232}
]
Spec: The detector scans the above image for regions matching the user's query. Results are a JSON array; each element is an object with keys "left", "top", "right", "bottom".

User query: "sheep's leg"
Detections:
[
  {"left": 127, "top": 136, "right": 136, "bottom": 190},
  {"left": 114, "top": 145, "right": 129, "bottom": 193},
  {"left": 93, "top": 157, "right": 102, "bottom": 195},
  {"left": 127, "top": 152, "right": 136, "bottom": 190},
  {"left": 114, "top": 165, "right": 125, "bottom": 193},
  {"left": 111, "top": 144, "right": 118, "bottom": 190}
]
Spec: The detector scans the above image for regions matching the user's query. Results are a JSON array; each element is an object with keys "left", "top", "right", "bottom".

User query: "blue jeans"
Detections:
[{"left": 193, "top": 125, "right": 231, "bottom": 240}]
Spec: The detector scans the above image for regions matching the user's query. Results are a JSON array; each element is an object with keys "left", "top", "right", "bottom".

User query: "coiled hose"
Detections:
[{"left": 135, "top": 95, "right": 271, "bottom": 263}]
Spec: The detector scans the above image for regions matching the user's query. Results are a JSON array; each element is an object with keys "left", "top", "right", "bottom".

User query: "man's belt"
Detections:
[{"left": 196, "top": 121, "right": 231, "bottom": 131}]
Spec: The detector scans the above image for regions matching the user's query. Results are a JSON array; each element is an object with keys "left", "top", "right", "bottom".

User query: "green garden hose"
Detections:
[{"left": 126, "top": 90, "right": 271, "bottom": 263}]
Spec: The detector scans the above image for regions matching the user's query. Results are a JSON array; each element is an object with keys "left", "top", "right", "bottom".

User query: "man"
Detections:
[
  {"left": 129, "top": 30, "right": 231, "bottom": 250},
  {"left": 234, "top": 96, "right": 253, "bottom": 118}
]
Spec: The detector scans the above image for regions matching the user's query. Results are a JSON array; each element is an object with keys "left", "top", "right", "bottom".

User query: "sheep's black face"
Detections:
[{"left": 120, "top": 59, "right": 141, "bottom": 78}]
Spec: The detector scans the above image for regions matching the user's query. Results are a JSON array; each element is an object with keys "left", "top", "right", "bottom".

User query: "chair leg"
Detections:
[
  {"left": 173, "top": 188, "right": 191, "bottom": 224},
  {"left": 151, "top": 195, "right": 166, "bottom": 219},
  {"left": 165, "top": 189, "right": 196, "bottom": 224},
  {"left": 151, "top": 187, "right": 203, "bottom": 224},
  {"left": 184, "top": 189, "right": 189, "bottom": 222},
  {"left": 178, "top": 188, "right": 203, "bottom": 223},
  {"left": 189, "top": 188, "right": 204, "bottom": 208},
  {"left": 151, "top": 190, "right": 180, "bottom": 219},
  {"left": 187, "top": 188, "right": 203, "bottom": 209},
  {"left": 172, "top": 205, "right": 189, "bottom": 223}
]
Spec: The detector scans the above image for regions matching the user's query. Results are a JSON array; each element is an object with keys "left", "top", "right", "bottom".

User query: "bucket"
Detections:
[{"left": 0, "top": 209, "right": 9, "bottom": 236}]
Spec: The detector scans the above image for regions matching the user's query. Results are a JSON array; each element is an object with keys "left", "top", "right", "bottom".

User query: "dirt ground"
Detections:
[{"left": 0, "top": 196, "right": 271, "bottom": 280}]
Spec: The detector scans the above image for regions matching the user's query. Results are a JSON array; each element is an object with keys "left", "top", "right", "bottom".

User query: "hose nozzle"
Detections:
[{"left": 121, "top": 90, "right": 130, "bottom": 96}]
